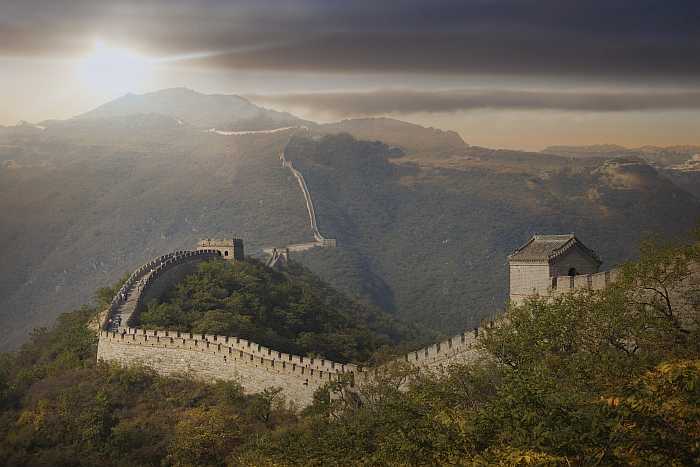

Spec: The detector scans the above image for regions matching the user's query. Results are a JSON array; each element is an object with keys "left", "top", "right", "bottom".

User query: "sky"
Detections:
[{"left": 1, "top": 0, "right": 699, "bottom": 150}]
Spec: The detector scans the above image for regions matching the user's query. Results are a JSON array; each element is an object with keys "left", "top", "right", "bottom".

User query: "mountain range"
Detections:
[{"left": 1, "top": 88, "right": 699, "bottom": 349}]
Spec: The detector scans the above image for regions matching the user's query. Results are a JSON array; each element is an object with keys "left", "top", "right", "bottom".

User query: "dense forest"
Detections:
[
  {"left": 138, "top": 258, "right": 428, "bottom": 364},
  {"left": 0, "top": 235, "right": 698, "bottom": 466}
]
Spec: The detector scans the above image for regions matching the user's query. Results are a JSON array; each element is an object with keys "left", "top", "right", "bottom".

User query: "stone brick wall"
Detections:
[
  {"left": 97, "top": 326, "right": 486, "bottom": 407},
  {"left": 550, "top": 269, "right": 620, "bottom": 296},
  {"left": 510, "top": 247, "right": 609, "bottom": 304},
  {"left": 97, "top": 330, "right": 341, "bottom": 408},
  {"left": 509, "top": 261, "right": 551, "bottom": 304},
  {"left": 94, "top": 243, "right": 511, "bottom": 409},
  {"left": 101, "top": 250, "right": 222, "bottom": 331}
]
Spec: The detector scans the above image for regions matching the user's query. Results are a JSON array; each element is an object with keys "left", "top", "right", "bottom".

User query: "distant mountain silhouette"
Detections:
[{"left": 74, "top": 87, "right": 311, "bottom": 131}]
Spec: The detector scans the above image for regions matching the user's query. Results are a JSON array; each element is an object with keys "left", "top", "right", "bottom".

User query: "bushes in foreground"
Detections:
[{"left": 0, "top": 235, "right": 698, "bottom": 465}]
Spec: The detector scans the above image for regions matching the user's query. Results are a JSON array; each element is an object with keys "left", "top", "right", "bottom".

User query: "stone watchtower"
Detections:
[
  {"left": 197, "top": 238, "right": 244, "bottom": 260},
  {"left": 508, "top": 234, "right": 601, "bottom": 304}
]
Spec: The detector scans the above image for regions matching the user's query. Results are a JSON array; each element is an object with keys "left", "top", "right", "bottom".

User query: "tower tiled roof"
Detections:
[{"left": 508, "top": 234, "right": 601, "bottom": 264}]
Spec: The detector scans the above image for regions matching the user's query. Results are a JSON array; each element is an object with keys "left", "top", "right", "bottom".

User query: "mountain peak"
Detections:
[{"left": 74, "top": 88, "right": 305, "bottom": 131}]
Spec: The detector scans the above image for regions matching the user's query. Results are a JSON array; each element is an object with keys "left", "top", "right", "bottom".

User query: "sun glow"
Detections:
[{"left": 76, "top": 41, "right": 153, "bottom": 94}]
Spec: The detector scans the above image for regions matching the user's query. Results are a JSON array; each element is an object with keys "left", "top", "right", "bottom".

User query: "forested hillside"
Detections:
[
  {"left": 287, "top": 133, "right": 700, "bottom": 334},
  {"left": 138, "top": 258, "right": 428, "bottom": 363},
  {"left": 0, "top": 235, "right": 697, "bottom": 466}
]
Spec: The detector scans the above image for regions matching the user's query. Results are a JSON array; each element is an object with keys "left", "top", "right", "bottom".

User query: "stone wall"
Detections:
[
  {"left": 101, "top": 250, "right": 221, "bottom": 331},
  {"left": 510, "top": 255, "right": 614, "bottom": 304},
  {"left": 97, "top": 326, "right": 485, "bottom": 407},
  {"left": 96, "top": 245, "right": 486, "bottom": 408},
  {"left": 97, "top": 330, "right": 343, "bottom": 408},
  {"left": 550, "top": 269, "right": 619, "bottom": 297},
  {"left": 509, "top": 261, "right": 551, "bottom": 304}
]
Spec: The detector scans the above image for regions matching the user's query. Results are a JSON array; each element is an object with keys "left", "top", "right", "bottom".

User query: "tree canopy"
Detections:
[
  {"left": 138, "top": 258, "right": 426, "bottom": 364},
  {"left": 0, "top": 234, "right": 698, "bottom": 466}
]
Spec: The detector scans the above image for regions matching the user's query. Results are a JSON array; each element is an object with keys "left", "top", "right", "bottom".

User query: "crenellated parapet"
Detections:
[
  {"left": 549, "top": 268, "right": 620, "bottom": 296},
  {"left": 508, "top": 234, "right": 619, "bottom": 304},
  {"left": 97, "top": 328, "right": 353, "bottom": 407},
  {"left": 97, "top": 324, "right": 486, "bottom": 407}
]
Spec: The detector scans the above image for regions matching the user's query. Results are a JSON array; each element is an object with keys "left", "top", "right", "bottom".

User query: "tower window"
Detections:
[{"left": 224, "top": 251, "right": 229, "bottom": 257}]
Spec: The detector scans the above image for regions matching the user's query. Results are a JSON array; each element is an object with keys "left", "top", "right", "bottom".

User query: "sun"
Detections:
[{"left": 77, "top": 41, "right": 153, "bottom": 94}]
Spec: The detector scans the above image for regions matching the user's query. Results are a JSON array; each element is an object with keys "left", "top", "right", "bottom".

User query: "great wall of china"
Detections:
[
  {"left": 96, "top": 133, "right": 625, "bottom": 408},
  {"left": 264, "top": 140, "right": 337, "bottom": 268},
  {"left": 209, "top": 126, "right": 336, "bottom": 268},
  {"left": 97, "top": 245, "right": 620, "bottom": 408},
  {"left": 96, "top": 245, "right": 484, "bottom": 407}
]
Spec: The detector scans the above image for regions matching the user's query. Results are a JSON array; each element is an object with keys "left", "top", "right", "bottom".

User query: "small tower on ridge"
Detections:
[
  {"left": 508, "top": 234, "right": 601, "bottom": 304},
  {"left": 197, "top": 238, "right": 244, "bottom": 260}
]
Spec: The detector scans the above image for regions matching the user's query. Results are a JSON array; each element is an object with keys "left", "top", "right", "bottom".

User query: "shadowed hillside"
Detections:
[{"left": 285, "top": 134, "right": 700, "bottom": 334}]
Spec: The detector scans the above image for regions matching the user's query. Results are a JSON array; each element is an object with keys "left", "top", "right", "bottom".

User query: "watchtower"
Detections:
[
  {"left": 508, "top": 234, "right": 601, "bottom": 304},
  {"left": 197, "top": 238, "right": 244, "bottom": 260}
]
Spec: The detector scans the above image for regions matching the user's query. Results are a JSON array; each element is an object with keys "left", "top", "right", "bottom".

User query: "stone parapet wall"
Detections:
[
  {"left": 550, "top": 268, "right": 619, "bottom": 296},
  {"left": 117, "top": 327, "right": 359, "bottom": 374},
  {"left": 98, "top": 326, "right": 486, "bottom": 406},
  {"left": 97, "top": 330, "right": 338, "bottom": 408}
]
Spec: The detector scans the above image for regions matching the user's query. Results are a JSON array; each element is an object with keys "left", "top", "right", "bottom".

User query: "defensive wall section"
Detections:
[
  {"left": 97, "top": 248, "right": 485, "bottom": 407},
  {"left": 98, "top": 328, "right": 351, "bottom": 408},
  {"left": 278, "top": 148, "right": 337, "bottom": 249},
  {"left": 100, "top": 250, "right": 222, "bottom": 331},
  {"left": 98, "top": 326, "right": 483, "bottom": 408},
  {"left": 549, "top": 269, "right": 620, "bottom": 298},
  {"left": 97, "top": 242, "right": 624, "bottom": 408}
]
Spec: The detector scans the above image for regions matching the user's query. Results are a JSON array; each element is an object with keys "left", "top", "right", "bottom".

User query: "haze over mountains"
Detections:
[{"left": 1, "top": 88, "right": 699, "bottom": 349}]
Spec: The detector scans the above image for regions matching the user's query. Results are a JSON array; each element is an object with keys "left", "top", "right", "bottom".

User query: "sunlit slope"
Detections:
[{"left": 0, "top": 119, "right": 311, "bottom": 349}]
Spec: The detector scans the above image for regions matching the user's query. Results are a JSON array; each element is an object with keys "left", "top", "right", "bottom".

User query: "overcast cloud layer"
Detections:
[
  {"left": 248, "top": 89, "right": 700, "bottom": 116},
  {"left": 2, "top": 0, "right": 700, "bottom": 81}
]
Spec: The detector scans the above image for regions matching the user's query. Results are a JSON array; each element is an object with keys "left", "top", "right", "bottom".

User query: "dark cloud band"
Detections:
[
  {"left": 247, "top": 89, "right": 700, "bottom": 115},
  {"left": 1, "top": 0, "right": 699, "bottom": 80}
]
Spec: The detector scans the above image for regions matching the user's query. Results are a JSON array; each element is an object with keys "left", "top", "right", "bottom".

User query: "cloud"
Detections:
[
  {"left": 247, "top": 89, "right": 700, "bottom": 115},
  {"left": 1, "top": 0, "right": 699, "bottom": 81}
]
